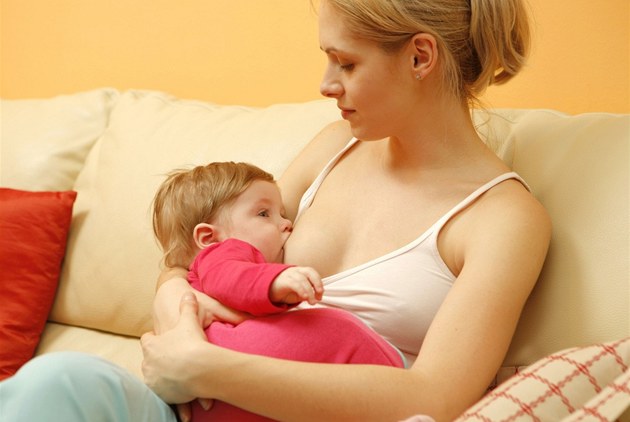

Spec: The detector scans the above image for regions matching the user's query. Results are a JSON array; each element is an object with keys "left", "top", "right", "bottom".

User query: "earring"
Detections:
[{"left": 415, "top": 74, "right": 422, "bottom": 81}]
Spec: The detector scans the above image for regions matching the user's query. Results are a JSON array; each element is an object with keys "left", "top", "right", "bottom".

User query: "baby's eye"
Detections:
[{"left": 257, "top": 210, "right": 270, "bottom": 217}]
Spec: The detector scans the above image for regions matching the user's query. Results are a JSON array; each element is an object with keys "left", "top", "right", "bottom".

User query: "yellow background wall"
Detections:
[{"left": 1, "top": 0, "right": 628, "bottom": 114}]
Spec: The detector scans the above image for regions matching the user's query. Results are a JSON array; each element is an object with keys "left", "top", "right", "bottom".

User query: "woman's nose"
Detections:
[{"left": 320, "top": 68, "right": 342, "bottom": 98}]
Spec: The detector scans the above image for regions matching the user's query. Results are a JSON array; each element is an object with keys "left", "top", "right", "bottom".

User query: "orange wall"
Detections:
[{"left": 1, "top": 0, "right": 628, "bottom": 114}]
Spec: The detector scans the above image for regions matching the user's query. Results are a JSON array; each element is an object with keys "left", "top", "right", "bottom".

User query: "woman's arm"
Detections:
[
  {"left": 142, "top": 187, "right": 551, "bottom": 422},
  {"left": 142, "top": 292, "right": 458, "bottom": 422}
]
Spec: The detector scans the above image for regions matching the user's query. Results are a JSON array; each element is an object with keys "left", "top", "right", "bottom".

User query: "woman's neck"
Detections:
[{"left": 382, "top": 100, "right": 488, "bottom": 174}]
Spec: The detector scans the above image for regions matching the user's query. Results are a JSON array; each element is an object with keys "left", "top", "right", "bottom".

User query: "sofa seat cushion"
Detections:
[{"left": 35, "top": 322, "right": 144, "bottom": 379}]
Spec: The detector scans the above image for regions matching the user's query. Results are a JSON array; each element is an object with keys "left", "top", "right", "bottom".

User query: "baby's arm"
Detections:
[
  {"left": 196, "top": 239, "right": 322, "bottom": 314},
  {"left": 269, "top": 266, "right": 323, "bottom": 306}
]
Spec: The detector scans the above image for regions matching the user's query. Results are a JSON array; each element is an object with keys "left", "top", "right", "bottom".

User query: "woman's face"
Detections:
[{"left": 318, "top": 1, "right": 417, "bottom": 141}]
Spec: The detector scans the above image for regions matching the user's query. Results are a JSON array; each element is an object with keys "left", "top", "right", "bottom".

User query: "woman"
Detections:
[
  {"left": 143, "top": 0, "right": 550, "bottom": 421},
  {"left": 1, "top": 1, "right": 550, "bottom": 421}
]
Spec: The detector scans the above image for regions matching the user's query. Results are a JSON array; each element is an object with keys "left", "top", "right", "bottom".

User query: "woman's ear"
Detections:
[
  {"left": 409, "top": 32, "right": 438, "bottom": 80},
  {"left": 193, "top": 223, "right": 219, "bottom": 249}
]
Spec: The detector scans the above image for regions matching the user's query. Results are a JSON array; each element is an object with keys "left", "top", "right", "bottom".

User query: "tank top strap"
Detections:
[
  {"left": 295, "top": 137, "right": 360, "bottom": 223},
  {"left": 432, "top": 172, "right": 530, "bottom": 232}
]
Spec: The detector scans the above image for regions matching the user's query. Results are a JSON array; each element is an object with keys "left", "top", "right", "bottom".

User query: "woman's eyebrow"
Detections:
[{"left": 320, "top": 45, "right": 344, "bottom": 54}]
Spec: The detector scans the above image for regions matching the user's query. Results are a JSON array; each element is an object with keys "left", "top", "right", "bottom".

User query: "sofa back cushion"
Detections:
[
  {"left": 0, "top": 89, "right": 118, "bottom": 191},
  {"left": 486, "top": 110, "right": 629, "bottom": 366},
  {"left": 49, "top": 91, "right": 340, "bottom": 336}
]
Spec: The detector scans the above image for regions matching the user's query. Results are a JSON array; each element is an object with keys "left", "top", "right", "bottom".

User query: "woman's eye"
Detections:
[
  {"left": 258, "top": 210, "right": 269, "bottom": 217},
  {"left": 339, "top": 63, "right": 354, "bottom": 71}
]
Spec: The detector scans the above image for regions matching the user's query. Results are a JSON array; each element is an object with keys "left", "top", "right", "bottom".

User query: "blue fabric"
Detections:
[{"left": 0, "top": 352, "right": 176, "bottom": 422}]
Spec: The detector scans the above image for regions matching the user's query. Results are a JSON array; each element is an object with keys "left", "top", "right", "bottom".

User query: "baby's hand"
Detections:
[{"left": 270, "top": 266, "right": 324, "bottom": 306}]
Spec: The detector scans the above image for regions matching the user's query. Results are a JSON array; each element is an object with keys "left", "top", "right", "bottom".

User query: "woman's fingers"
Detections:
[
  {"left": 180, "top": 291, "right": 199, "bottom": 314},
  {"left": 195, "top": 292, "right": 250, "bottom": 327},
  {"left": 142, "top": 292, "right": 207, "bottom": 404},
  {"left": 176, "top": 403, "right": 192, "bottom": 422}
]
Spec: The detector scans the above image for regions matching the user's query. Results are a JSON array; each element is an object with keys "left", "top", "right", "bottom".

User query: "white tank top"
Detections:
[{"left": 295, "top": 138, "right": 528, "bottom": 364}]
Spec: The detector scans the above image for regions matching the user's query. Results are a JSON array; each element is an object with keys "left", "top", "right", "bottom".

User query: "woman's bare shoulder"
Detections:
[
  {"left": 442, "top": 178, "right": 551, "bottom": 279},
  {"left": 298, "top": 119, "right": 353, "bottom": 164},
  {"left": 466, "top": 179, "right": 552, "bottom": 272},
  {"left": 279, "top": 120, "right": 352, "bottom": 219},
  {"left": 475, "top": 178, "right": 550, "bottom": 237},
  {"left": 487, "top": 179, "right": 550, "bottom": 226}
]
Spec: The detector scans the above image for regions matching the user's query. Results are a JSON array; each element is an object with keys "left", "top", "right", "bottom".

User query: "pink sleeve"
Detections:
[{"left": 189, "top": 238, "right": 293, "bottom": 315}]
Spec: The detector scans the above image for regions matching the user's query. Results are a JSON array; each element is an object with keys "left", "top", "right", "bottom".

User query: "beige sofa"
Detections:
[{"left": 1, "top": 89, "right": 628, "bottom": 420}]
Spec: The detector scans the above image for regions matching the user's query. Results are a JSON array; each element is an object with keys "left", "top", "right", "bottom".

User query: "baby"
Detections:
[{"left": 152, "top": 161, "right": 405, "bottom": 421}]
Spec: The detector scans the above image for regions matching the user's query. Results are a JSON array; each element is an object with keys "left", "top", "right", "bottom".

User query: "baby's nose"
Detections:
[{"left": 282, "top": 219, "right": 293, "bottom": 232}]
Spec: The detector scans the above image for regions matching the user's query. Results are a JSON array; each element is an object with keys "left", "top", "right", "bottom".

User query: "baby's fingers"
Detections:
[
  {"left": 306, "top": 267, "right": 324, "bottom": 295},
  {"left": 297, "top": 267, "right": 323, "bottom": 304}
]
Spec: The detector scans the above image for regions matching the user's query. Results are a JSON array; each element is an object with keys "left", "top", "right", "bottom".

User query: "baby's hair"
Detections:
[
  {"left": 152, "top": 161, "right": 275, "bottom": 268},
  {"left": 319, "top": 0, "right": 530, "bottom": 105}
]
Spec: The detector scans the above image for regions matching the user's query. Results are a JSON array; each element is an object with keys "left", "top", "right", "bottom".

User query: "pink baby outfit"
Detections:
[{"left": 188, "top": 238, "right": 405, "bottom": 422}]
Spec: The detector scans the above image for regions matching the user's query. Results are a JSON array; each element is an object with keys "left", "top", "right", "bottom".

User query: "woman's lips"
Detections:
[{"left": 340, "top": 108, "right": 355, "bottom": 119}]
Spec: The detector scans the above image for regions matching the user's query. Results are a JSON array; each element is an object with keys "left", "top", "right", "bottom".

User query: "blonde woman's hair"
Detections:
[
  {"left": 320, "top": 0, "right": 531, "bottom": 105},
  {"left": 152, "top": 161, "right": 275, "bottom": 268}
]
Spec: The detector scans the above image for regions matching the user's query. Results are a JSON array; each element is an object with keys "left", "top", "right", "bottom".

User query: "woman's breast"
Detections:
[
  {"left": 284, "top": 192, "right": 368, "bottom": 277},
  {"left": 299, "top": 235, "right": 455, "bottom": 365},
  {"left": 283, "top": 213, "right": 347, "bottom": 276}
]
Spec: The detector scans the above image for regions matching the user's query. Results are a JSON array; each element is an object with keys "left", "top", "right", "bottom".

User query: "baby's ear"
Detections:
[{"left": 193, "top": 223, "right": 218, "bottom": 249}]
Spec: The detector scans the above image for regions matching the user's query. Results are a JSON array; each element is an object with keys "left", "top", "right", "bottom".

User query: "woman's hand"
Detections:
[
  {"left": 150, "top": 275, "right": 250, "bottom": 421},
  {"left": 152, "top": 277, "right": 248, "bottom": 334},
  {"left": 142, "top": 292, "right": 208, "bottom": 403},
  {"left": 143, "top": 292, "right": 225, "bottom": 421}
]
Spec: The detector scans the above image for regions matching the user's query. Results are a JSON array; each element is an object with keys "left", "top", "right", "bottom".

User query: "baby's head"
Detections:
[{"left": 152, "top": 161, "right": 276, "bottom": 268}]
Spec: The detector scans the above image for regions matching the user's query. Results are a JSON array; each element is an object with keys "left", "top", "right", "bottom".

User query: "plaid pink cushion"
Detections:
[{"left": 456, "top": 337, "right": 630, "bottom": 421}]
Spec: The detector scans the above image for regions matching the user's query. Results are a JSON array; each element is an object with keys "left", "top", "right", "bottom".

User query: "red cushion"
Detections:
[{"left": 0, "top": 188, "right": 77, "bottom": 380}]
